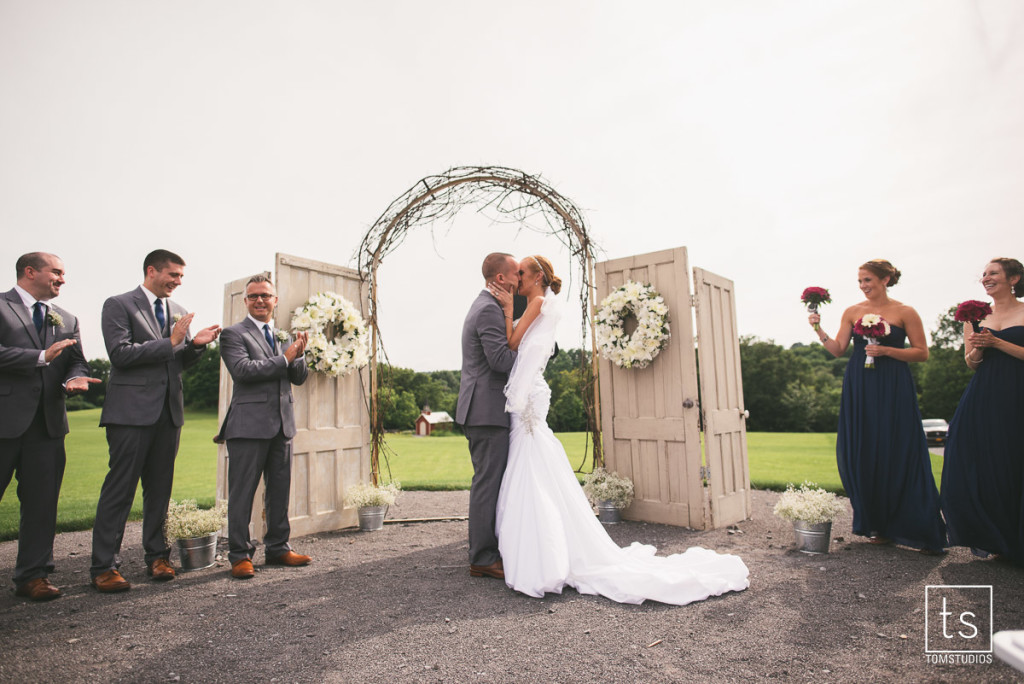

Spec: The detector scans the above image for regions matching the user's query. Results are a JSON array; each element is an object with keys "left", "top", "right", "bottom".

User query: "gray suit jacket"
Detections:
[
  {"left": 99, "top": 286, "right": 205, "bottom": 428},
  {"left": 456, "top": 290, "right": 517, "bottom": 428},
  {"left": 0, "top": 289, "right": 89, "bottom": 439},
  {"left": 216, "top": 318, "right": 308, "bottom": 441}
]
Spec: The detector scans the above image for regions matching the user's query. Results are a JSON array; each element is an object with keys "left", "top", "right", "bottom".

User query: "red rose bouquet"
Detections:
[
  {"left": 801, "top": 287, "right": 831, "bottom": 331},
  {"left": 853, "top": 314, "right": 890, "bottom": 369},
  {"left": 954, "top": 300, "right": 993, "bottom": 333}
]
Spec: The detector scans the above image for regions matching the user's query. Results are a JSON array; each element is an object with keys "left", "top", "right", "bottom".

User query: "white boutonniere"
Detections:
[
  {"left": 275, "top": 329, "right": 290, "bottom": 344},
  {"left": 46, "top": 310, "right": 64, "bottom": 329},
  {"left": 172, "top": 313, "right": 183, "bottom": 323}
]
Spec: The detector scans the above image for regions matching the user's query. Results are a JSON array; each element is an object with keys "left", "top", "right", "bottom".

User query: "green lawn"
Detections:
[
  {"left": 0, "top": 409, "right": 220, "bottom": 541},
  {"left": 1, "top": 415, "right": 944, "bottom": 540}
]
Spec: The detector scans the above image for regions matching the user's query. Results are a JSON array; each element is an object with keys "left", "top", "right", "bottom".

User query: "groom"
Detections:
[{"left": 457, "top": 253, "right": 519, "bottom": 580}]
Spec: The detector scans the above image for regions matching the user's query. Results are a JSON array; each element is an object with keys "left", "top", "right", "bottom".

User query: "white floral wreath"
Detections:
[
  {"left": 290, "top": 292, "right": 370, "bottom": 377},
  {"left": 595, "top": 281, "right": 671, "bottom": 369}
]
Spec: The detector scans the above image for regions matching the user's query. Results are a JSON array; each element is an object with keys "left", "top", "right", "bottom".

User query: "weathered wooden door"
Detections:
[
  {"left": 596, "top": 248, "right": 705, "bottom": 528},
  {"left": 693, "top": 267, "right": 751, "bottom": 527},
  {"left": 217, "top": 253, "right": 371, "bottom": 540}
]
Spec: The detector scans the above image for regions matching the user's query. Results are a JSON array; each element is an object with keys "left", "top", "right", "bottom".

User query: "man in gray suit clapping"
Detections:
[
  {"left": 90, "top": 249, "right": 221, "bottom": 593},
  {"left": 1, "top": 252, "right": 98, "bottom": 601},
  {"left": 216, "top": 274, "right": 309, "bottom": 579}
]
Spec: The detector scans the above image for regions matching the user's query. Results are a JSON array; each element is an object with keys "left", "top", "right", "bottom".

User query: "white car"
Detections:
[{"left": 921, "top": 418, "right": 948, "bottom": 447}]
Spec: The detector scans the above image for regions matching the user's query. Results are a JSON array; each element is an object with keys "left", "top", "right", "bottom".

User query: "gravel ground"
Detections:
[{"left": 1, "top": 489, "right": 1021, "bottom": 683}]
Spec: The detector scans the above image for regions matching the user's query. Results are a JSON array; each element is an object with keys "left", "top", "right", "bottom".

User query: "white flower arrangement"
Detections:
[
  {"left": 290, "top": 292, "right": 370, "bottom": 377},
  {"left": 46, "top": 310, "right": 64, "bottom": 328},
  {"left": 595, "top": 281, "right": 670, "bottom": 369},
  {"left": 345, "top": 481, "right": 401, "bottom": 508},
  {"left": 172, "top": 313, "right": 183, "bottom": 323},
  {"left": 582, "top": 468, "right": 635, "bottom": 510},
  {"left": 274, "top": 328, "right": 290, "bottom": 344},
  {"left": 164, "top": 499, "right": 228, "bottom": 541},
  {"left": 772, "top": 482, "right": 846, "bottom": 524}
]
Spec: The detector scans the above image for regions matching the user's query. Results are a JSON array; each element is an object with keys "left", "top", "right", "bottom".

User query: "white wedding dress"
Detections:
[{"left": 495, "top": 291, "right": 749, "bottom": 605}]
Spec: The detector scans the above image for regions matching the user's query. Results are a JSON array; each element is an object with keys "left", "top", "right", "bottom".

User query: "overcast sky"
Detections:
[{"left": 2, "top": 0, "right": 1022, "bottom": 371}]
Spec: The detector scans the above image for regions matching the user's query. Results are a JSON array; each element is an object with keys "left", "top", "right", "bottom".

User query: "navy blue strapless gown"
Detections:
[
  {"left": 940, "top": 326, "right": 1024, "bottom": 563},
  {"left": 836, "top": 325, "right": 946, "bottom": 550}
]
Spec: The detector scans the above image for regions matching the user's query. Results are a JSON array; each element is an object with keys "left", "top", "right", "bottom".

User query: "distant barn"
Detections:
[{"left": 414, "top": 406, "right": 453, "bottom": 436}]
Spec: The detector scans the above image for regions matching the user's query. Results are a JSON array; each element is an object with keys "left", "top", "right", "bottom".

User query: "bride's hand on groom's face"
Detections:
[{"left": 487, "top": 282, "right": 513, "bottom": 315}]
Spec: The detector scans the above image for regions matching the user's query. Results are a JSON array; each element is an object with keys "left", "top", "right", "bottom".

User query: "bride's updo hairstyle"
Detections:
[
  {"left": 860, "top": 258, "right": 901, "bottom": 287},
  {"left": 526, "top": 255, "right": 562, "bottom": 295},
  {"left": 990, "top": 257, "right": 1024, "bottom": 298}
]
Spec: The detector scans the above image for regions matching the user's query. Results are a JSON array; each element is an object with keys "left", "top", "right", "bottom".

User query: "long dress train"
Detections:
[
  {"left": 940, "top": 326, "right": 1024, "bottom": 563},
  {"left": 836, "top": 325, "right": 946, "bottom": 550},
  {"left": 495, "top": 291, "right": 749, "bottom": 605}
]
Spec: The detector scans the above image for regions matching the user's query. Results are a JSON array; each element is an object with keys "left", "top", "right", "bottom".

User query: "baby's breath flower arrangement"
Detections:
[
  {"left": 344, "top": 481, "right": 401, "bottom": 508},
  {"left": 164, "top": 499, "right": 228, "bottom": 541},
  {"left": 595, "top": 281, "right": 670, "bottom": 369},
  {"left": 773, "top": 482, "right": 846, "bottom": 524},
  {"left": 46, "top": 310, "right": 64, "bottom": 328},
  {"left": 582, "top": 468, "right": 635, "bottom": 510},
  {"left": 290, "top": 292, "right": 369, "bottom": 377}
]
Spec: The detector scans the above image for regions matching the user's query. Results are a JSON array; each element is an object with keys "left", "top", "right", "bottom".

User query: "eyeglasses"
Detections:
[{"left": 245, "top": 293, "right": 276, "bottom": 301}]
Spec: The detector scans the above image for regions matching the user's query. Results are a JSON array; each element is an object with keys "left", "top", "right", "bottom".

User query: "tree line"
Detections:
[
  {"left": 72, "top": 307, "right": 973, "bottom": 433},
  {"left": 741, "top": 306, "right": 974, "bottom": 431}
]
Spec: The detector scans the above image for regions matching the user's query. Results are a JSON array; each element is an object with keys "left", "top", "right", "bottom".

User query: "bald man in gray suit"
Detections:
[
  {"left": 90, "top": 249, "right": 221, "bottom": 593},
  {"left": 457, "top": 252, "right": 519, "bottom": 580},
  {"left": 0, "top": 252, "right": 97, "bottom": 601}
]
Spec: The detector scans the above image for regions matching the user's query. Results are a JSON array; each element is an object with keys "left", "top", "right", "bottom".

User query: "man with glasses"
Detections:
[
  {"left": 90, "top": 249, "right": 221, "bottom": 592},
  {"left": 215, "top": 274, "right": 309, "bottom": 579}
]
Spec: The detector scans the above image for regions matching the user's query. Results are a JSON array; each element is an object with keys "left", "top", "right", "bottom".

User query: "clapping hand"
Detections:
[
  {"left": 170, "top": 312, "right": 221, "bottom": 347},
  {"left": 44, "top": 338, "right": 78, "bottom": 363},
  {"left": 285, "top": 331, "right": 308, "bottom": 362},
  {"left": 65, "top": 376, "right": 101, "bottom": 394}
]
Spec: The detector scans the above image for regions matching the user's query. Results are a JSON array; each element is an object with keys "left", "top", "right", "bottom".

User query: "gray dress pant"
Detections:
[
  {"left": 226, "top": 432, "right": 293, "bottom": 564},
  {"left": 0, "top": 407, "right": 65, "bottom": 585},
  {"left": 464, "top": 424, "right": 510, "bottom": 566},
  {"left": 91, "top": 402, "right": 179, "bottom": 577}
]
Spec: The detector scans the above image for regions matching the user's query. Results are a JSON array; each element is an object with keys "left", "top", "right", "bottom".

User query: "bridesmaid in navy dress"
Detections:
[
  {"left": 941, "top": 257, "right": 1024, "bottom": 563},
  {"left": 808, "top": 259, "right": 946, "bottom": 552}
]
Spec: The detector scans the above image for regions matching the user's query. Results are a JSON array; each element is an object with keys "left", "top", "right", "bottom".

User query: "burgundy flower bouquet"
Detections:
[
  {"left": 853, "top": 314, "right": 890, "bottom": 369},
  {"left": 954, "top": 300, "right": 993, "bottom": 333},
  {"left": 801, "top": 287, "right": 831, "bottom": 331}
]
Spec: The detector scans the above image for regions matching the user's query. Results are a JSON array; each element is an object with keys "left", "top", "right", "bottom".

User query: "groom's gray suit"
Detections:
[
  {"left": 457, "top": 290, "right": 517, "bottom": 566},
  {"left": 216, "top": 317, "right": 308, "bottom": 564},
  {"left": 91, "top": 286, "right": 205, "bottom": 578}
]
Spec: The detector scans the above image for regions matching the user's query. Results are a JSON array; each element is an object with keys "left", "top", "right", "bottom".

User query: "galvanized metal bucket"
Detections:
[
  {"left": 176, "top": 532, "right": 218, "bottom": 571},
  {"left": 597, "top": 501, "right": 622, "bottom": 524},
  {"left": 792, "top": 521, "right": 832, "bottom": 554},
  {"left": 358, "top": 505, "right": 387, "bottom": 532}
]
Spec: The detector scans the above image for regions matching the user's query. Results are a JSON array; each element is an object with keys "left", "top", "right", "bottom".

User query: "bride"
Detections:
[{"left": 486, "top": 255, "right": 749, "bottom": 605}]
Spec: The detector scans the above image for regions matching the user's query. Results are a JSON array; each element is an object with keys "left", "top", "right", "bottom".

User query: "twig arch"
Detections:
[{"left": 356, "top": 166, "right": 603, "bottom": 481}]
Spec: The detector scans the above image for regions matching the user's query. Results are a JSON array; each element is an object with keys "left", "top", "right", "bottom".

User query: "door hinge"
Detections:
[{"left": 700, "top": 465, "right": 711, "bottom": 481}]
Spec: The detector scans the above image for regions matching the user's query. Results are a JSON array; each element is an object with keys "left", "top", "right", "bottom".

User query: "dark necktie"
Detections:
[
  {"left": 263, "top": 324, "right": 276, "bottom": 353},
  {"left": 154, "top": 299, "right": 166, "bottom": 334},
  {"left": 33, "top": 302, "right": 45, "bottom": 333}
]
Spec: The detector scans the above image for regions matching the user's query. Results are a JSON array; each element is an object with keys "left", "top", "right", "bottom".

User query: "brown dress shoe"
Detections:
[
  {"left": 231, "top": 559, "right": 255, "bottom": 579},
  {"left": 147, "top": 558, "right": 176, "bottom": 581},
  {"left": 265, "top": 550, "right": 311, "bottom": 566},
  {"left": 15, "top": 577, "right": 61, "bottom": 601},
  {"left": 92, "top": 569, "right": 131, "bottom": 593},
  {"left": 469, "top": 560, "right": 505, "bottom": 580}
]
